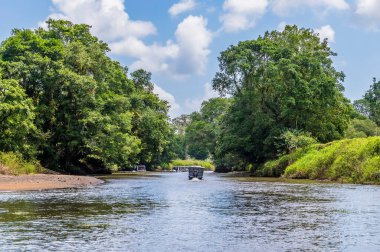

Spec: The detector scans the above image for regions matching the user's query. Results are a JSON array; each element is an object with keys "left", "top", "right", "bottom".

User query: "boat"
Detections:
[
  {"left": 188, "top": 166, "right": 204, "bottom": 180},
  {"left": 133, "top": 165, "right": 146, "bottom": 172}
]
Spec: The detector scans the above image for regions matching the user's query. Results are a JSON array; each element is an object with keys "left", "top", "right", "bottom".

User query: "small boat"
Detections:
[
  {"left": 134, "top": 165, "right": 146, "bottom": 172},
  {"left": 188, "top": 166, "right": 204, "bottom": 180}
]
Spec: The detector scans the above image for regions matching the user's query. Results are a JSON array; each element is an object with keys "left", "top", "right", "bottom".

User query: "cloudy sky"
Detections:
[{"left": 1, "top": 0, "right": 380, "bottom": 117}]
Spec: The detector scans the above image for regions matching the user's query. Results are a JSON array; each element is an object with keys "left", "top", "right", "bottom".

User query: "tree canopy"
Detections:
[
  {"left": 354, "top": 78, "right": 380, "bottom": 126},
  {"left": 0, "top": 20, "right": 172, "bottom": 173},
  {"left": 212, "top": 25, "right": 351, "bottom": 169}
]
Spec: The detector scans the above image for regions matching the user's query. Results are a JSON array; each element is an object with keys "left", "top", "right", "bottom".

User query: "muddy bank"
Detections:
[{"left": 0, "top": 174, "right": 104, "bottom": 191}]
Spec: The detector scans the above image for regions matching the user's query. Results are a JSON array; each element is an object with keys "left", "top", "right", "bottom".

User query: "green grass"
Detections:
[
  {"left": 0, "top": 152, "right": 44, "bottom": 175},
  {"left": 261, "top": 137, "right": 380, "bottom": 184},
  {"left": 167, "top": 159, "right": 215, "bottom": 171},
  {"left": 256, "top": 145, "right": 317, "bottom": 177}
]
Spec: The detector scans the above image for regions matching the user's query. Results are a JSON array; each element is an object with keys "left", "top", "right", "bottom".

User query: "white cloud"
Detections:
[
  {"left": 169, "top": 0, "right": 196, "bottom": 17},
  {"left": 43, "top": 0, "right": 212, "bottom": 77},
  {"left": 220, "top": 0, "right": 268, "bottom": 32},
  {"left": 272, "top": 0, "right": 350, "bottom": 16},
  {"left": 153, "top": 84, "right": 181, "bottom": 117},
  {"left": 110, "top": 38, "right": 179, "bottom": 73},
  {"left": 355, "top": 0, "right": 380, "bottom": 30},
  {"left": 45, "top": 0, "right": 156, "bottom": 40},
  {"left": 173, "top": 15, "right": 212, "bottom": 75},
  {"left": 185, "top": 83, "right": 219, "bottom": 112},
  {"left": 110, "top": 15, "right": 212, "bottom": 77},
  {"left": 315, "top": 25, "right": 335, "bottom": 42}
]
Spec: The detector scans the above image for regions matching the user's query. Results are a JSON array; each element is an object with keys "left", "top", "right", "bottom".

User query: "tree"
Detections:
[
  {"left": 0, "top": 20, "right": 171, "bottom": 173},
  {"left": 172, "top": 114, "right": 192, "bottom": 136},
  {"left": 185, "top": 98, "right": 230, "bottom": 160},
  {"left": 345, "top": 118, "right": 379, "bottom": 138},
  {"left": 186, "top": 118, "right": 211, "bottom": 160},
  {"left": 131, "top": 69, "right": 154, "bottom": 92},
  {"left": 0, "top": 75, "right": 36, "bottom": 157},
  {"left": 213, "top": 25, "right": 351, "bottom": 169},
  {"left": 354, "top": 78, "right": 380, "bottom": 125},
  {"left": 130, "top": 70, "right": 172, "bottom": 170}
]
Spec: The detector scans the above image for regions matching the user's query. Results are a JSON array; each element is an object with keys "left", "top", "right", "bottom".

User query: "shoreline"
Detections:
[
  {"left": 221, "top": 172, "right": 380, "bottom": 185},
  {"left": 0, "top": 174, "right": 104, "bottom": 191}
]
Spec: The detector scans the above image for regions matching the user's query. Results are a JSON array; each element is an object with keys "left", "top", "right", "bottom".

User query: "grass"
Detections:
[
  {"left": 260, "top": 137, "right": 380, "bottom": 184},
  {"left": 167, "top": 159, "right": 215, "bottom": 171},
  {"left": 0, "top": 152, "right": 44, "bottom": 175},
  {"left": 256, "top": 146, "right": 316, "bottom": 177}
]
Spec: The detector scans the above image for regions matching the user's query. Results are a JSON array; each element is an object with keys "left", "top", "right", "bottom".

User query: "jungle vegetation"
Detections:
[
  {"left": 172, "top": 25, "right": 380, "bottom": 181},
  {"left": 1, "top": 21, "right": 379, "bottom": 179},
  {"left": 0, "top": 20, "right": 174, "bottom": 174}
]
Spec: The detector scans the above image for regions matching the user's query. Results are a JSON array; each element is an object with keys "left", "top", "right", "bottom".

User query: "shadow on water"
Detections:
[{"left": 1, "top": 172, "right": 380, "bottom": 251}]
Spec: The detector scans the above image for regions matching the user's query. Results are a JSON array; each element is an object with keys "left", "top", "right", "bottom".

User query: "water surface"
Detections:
[{"left": 1, "top": 172, "right": 380, "bottom": 251}]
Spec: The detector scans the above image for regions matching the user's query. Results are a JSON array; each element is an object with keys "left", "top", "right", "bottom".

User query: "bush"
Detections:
[
  {"left": 256, "top": 145, "right": 318, "bottom": 177},
  {"left": 168, "top": 159, "right": 215, "bottom": 171},
  {"left": 0, "top": 152, "right": 44, "bottom": 175},
  {"left": 275, "top": 130, "right": 318, "bottom": 155},
  {"left": 345, "top": 118, "right": 379, "bottom": 139},
  {"left": 283, "top": 137, "right": 380, "bottom": 183}
]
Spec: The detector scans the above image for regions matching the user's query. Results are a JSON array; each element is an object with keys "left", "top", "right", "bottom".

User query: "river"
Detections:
[{"left": 1, "top": 172, "right": 380, "bottom": 251}]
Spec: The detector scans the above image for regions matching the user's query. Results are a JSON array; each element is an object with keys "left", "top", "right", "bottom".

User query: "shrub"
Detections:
[
  {"left": 275, "top": 130, "right": 318, "bottom": 155},
  {"left": 0, "top": 152, "right": 43, "bottom": 175},
  {"left": 168, "top": 159, "right": 215, "bottom": 171},
  {"left": 345, "top": 118, "right": 379, "bottom": 139},
  {"left": 282, "top": 137, "right": 380, "bottom": 183}
]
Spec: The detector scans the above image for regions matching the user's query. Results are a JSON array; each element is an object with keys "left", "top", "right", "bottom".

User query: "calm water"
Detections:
[{"left": 1, "top": 172, "right": 380, "bottom": 251}]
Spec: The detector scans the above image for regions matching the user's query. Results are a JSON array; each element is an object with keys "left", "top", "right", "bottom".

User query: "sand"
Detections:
[{"left": 0, "top": 174, "right": 104, "bottom": 191}]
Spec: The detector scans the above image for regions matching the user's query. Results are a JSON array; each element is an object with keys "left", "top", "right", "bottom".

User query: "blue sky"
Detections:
[{"left": 1, "top": 0, "right": 380, "bottom": 117}]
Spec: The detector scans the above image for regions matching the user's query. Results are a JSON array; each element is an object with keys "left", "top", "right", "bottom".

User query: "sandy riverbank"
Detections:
[{"left": 0, "top": 174, "right": 104, "bottom": 191}]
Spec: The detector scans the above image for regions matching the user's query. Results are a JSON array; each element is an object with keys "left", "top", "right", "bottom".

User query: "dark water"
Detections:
[{"left": 1, "top": 172, "right": 380, "bottom": 251}]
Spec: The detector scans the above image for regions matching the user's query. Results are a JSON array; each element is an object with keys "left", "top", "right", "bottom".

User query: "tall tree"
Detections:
[
  {"left": 169, "top": 114, "right": 192, "bottom": 160},
  {"left": 130, "top": 69, "right": 171, "bottom": 169},
  {"left": 0, "top": 20, "right": 171, "bottom": 173},
  {"left": 185, "top": 98, "right": 230, "bottom": 160},
  {"left": 354, "top": 78, "right": 380, "bottom": 125},
  {"left": 0, "top": 74, "right": 36, "bottom": 157},
  {"left": 213, "top": 25, "right": 351, "bottom": 169}
]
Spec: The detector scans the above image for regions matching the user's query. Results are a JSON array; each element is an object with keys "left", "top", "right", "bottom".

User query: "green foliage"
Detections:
[
  {"left": 282, "top": 137, "right": 380, "bottom": 183},
  {"left": 131, "top": 69, "right": 154, "bottom": 92},
  {"left": 275, "top": 130, "right": 318, "bottom": 154},
  {"left": 0, "top": 76, "right": 36, "bottom": 157},
  {"left": 186, "top": 118, "right": 211, "bottom": 160},
  {"left": 0, "top": 20, "right": 172, "bottom": 173},
  {"left": 256, "top": 146, "right": 315, "bottom": 177},
  {"left": 169, "top": 114, "right": 191, "bottom": 159},
  {"left": 213, "top": 25, "right": 351, "bottom": 169},
  {"left": 185, "top": 98, "right": 230, "bottom": 160},
  {"left": 0, "top": 152, "right": 43, "bottom": 175},
  {"left": 130, "top": 90, "right": 172, "bottom": 170},
  {"left": 345, "top": 118, "right": 380, "bottom": 139},
  {"left": 354, "top": 78, "right": 380, "bottom": 125},
  {"left": 168, "top": 159, "right": 215, "bottom": 171}
]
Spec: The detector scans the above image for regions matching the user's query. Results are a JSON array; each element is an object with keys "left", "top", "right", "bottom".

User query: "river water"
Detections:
[{"left": 1, "top": 172, "right": 380, "bottom": 251}]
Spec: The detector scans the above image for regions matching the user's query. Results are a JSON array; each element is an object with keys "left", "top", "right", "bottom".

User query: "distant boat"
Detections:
[
  {"left": 133, "top": 165, "right": 146, "bottom": 172},
  {"left": 188, "top": 166, "right": 204, "bottom": 180},
  {"left": 173, "top": 166, "right": 189, "bottom": 172}
]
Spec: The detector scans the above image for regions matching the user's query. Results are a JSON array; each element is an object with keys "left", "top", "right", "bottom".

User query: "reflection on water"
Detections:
[{"left": 1, "top": 172, "right": 380, "bottom": 251}]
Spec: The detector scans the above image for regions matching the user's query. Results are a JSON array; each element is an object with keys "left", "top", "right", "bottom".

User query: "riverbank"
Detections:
[{"left": 0, "top": 174, "right": 104, "bottom": 191}]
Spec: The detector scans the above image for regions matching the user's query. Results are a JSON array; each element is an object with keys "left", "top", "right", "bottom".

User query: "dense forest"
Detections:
[
  {"left": 0, "top": 20, "right": 175, "bottom": 174},
  {"left": 0, "top": 21, "right": 379, "bottom": 178},
  {"left": 172, "top": 25, "right": 380, "bottom": 177}
]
